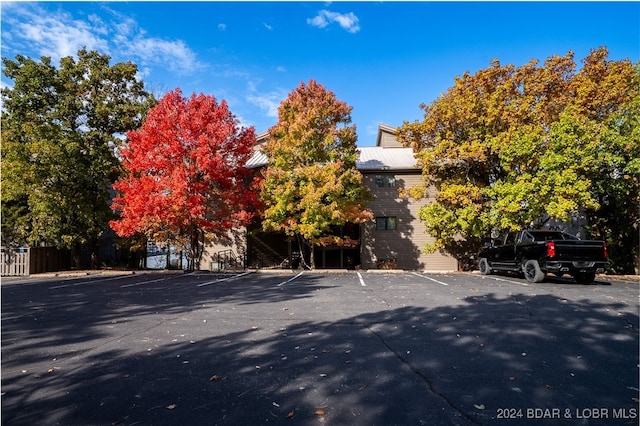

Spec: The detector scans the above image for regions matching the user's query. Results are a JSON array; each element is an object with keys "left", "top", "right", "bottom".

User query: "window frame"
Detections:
[
  {"left": 374, "top": 174, "right": 396, "bottom": 188},
  {"left": 376, "top": 216, "right": 397, "bottom": 230}
]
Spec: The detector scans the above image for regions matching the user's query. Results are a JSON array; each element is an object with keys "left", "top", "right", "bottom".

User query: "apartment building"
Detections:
[{"left": 203, "top": 124, "right": 458, "bottom": 272}]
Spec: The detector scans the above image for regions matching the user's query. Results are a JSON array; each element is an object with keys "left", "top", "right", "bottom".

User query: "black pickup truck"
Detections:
[{"left": 477, "top": 229, "right": 608, "bottom": 284}]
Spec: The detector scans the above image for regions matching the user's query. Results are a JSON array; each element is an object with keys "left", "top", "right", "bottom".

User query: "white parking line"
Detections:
[
  {"left": 197, "top": 271, "right": 252, "bottom": 287},
  {"left": 481, "top": 275, "right": 529, "bottom": 286},
  {"left": 121, "top": 276, "right": 172, "bottom": 288},
  {"left": 49, "top": 274, "right": 132, "bottom": 289},
  {"left": 357, "top": 272, "right": 366, "bottom": 286},
  {"left": 277, "top": 271, "right": 304, "bottom": 287},
  {"left": 411, "top": 272, "right": 449, "bottom": 286}
]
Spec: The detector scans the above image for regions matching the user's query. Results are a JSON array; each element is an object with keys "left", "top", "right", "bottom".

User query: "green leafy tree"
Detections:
[
  {"left": 397, "top": 47, "right": 638, "bottom": 272},
  {"left": 260, "top": 80, "right": 373, "bottom": 269},
  {"left": 1, "top": 48, "right": 154, "bottom": 267}
]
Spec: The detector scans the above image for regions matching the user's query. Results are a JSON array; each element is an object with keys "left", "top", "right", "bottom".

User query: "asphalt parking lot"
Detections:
[{"left": 1, "top": 270, "right": 638, "bottom": 425}]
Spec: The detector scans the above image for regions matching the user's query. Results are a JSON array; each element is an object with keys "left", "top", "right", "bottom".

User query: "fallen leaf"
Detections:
[
  {"left": 47, "top": 368, "right": 54, "bottom": 374},
  {"left": 315, "top": 409, "right": 325, "bottom": 416},
  {"left": 166, "top": 404, "right": 177, "bottom": 410},
  {"left": 210, "top": 375, "right": 219, "bottom": 381},
  {"left": 474, "top": 404, "right": 485, "bottom": 410},
  {"left": 509, "top": 376, "right": 516, "bottom": 381},
  {"left": 287, "top": 410, "right": 295, "bottom": 419}
]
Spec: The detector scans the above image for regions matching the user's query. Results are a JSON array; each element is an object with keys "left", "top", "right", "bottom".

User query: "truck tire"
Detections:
[
  {"left": 523, "top": 259, "right": 545, "bottom": 283},
  {"left": 573, "top": 272, "right": 596, "bottom": 284},
  {"left": 478, "top": 258, "right": 492, "bottom": 275}
]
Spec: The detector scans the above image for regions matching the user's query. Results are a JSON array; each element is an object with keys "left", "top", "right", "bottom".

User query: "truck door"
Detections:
[{"left": 492, "top": 232, "right": 518, "bottom": 271}]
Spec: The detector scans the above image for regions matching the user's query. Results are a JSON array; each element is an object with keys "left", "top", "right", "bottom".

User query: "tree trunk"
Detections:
[
  {"left": 189, "top": 228, "right": 204, "bottom": 271},
  {"left": 73, "top": 243, "right": 81, "bottom": 269},
  {"left": 309, "top": 241, "right": 315, "bottom": 270},
  {"left": 90, "top": 237, "right": 100, "bottom": 269},
  {"left": 296, "top": 234, "right": 311, "bottom": 270}
]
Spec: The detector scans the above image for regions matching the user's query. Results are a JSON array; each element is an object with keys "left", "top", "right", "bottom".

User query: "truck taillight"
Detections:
[
  {"left": 546, "top": 241, "right": 556, "bottom": 258},
  {"left": 603, "top": 242, "right": 608, "bottom": 259}
]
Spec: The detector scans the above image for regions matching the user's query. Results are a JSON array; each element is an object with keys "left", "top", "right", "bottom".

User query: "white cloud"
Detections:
[
  {"left": 218, "top": 23, "right": 227, "bottom": 31},
  {"left": 263, "top": 22, "right": 273, "bottom": 31},
  {"left": 247, "top": 93, "right": 281, "bottom": 119},
  {"left": 4, "top": 6, "right": 108, "bottom": 61},
  {"left": 122, "top": 32, "right": 204, "bottom": 76},
  {"left": 246, "top": 82, "right": 287, "bottom": 119},
  {"left": 307, "top": 10, "right": 360, "bottom": 33},
  {"left": 1, "top": 3, "right": 203, "bottom": 76}
]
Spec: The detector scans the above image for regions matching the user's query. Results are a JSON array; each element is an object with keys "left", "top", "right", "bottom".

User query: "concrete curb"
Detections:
[
  {"left": 30, "top": 269, "right": 184, "bottom": 278},
  {"left": 22, "top": 268, "right": 640, "bottom": 282}
]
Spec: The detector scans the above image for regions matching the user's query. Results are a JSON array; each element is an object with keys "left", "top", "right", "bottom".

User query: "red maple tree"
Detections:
[{"left": 110, "top": 88, "right": 261, "bottom": 268}]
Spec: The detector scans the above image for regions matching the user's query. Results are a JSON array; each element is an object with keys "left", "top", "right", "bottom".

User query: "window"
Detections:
[
  {"left": 503, "top": 233, "right": 516, "bottom": 245},
  {"left": 519, "top": 232, "right": 535, "bottom": 244},
  {"left": 376, "top": 216, "right": 397, "bottom": 230},
  {"left": 375, "top": 174, "right": 395, "bottom": 188}
]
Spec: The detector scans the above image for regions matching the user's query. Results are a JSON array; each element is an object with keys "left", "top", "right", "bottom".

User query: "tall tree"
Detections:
[
  {"left": 1, "top": 49, "right": 154, "bottom": 267},
  {"left": 260, "top": 80, "right": 372, "bottom": 269},
  {"left": 397, "top": 48, "right": 638, "bottom": 272},
  {"left": 110, "top": 89, "right": 261, "bottom": 269}
]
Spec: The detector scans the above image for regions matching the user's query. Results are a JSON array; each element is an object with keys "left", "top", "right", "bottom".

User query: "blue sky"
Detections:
[{"left": 2, "top": 2, "right": 639, "bottom": 146}]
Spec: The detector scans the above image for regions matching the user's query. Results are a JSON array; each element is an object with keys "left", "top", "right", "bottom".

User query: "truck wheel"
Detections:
[
  {"left": 573, "top": 272, "right": 596, "bottom": 284},
  {"left": 523, "top": 260, "right": 545, "bottom": 283},
  {"left": 478, "top": 258, "right": 492, "bottom": 275}
]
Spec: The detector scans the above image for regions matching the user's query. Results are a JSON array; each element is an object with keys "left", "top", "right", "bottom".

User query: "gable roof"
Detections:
[
  {"left": 246, "top": 124, "right": 418, "bottom": 171},
  {"left": 246, "top": 150, "right": 269, "bottom": 169},
  {"left": 375, "top": 123, "right": 403, "bottom": 147},
  {"left": 356, "top": 146, "right": 418, "bottom": 171}
]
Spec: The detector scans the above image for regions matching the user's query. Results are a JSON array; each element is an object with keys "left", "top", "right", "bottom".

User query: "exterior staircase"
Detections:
[{"left": 247, "top": 233, "right": 290, "bottom": 269}]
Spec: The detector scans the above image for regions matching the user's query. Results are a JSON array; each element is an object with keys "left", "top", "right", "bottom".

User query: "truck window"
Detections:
[
  {"left": 527, "top": 231, "right": 579, "bottom": 241},
  {"left": 519, "top": 232, "right": 535, "bottom": 243},
  {"left": 504, "top": 233, "right": 516, "bottom": 245}
]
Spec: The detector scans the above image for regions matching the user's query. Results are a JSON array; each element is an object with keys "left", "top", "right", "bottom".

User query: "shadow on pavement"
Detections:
[{"left": 2, "top": 276, "right": 638, "bottom": 425}]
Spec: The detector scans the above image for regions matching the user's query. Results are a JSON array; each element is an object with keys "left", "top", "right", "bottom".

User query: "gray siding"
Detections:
[
  {"left": 378, "top": 131, "right": 403, "bottom": 148},
  {"left": 361, "top": 172, "right": 458, "bottom": 271},
  {"left": 201, "top": 228, "right": 247, "bottom": 270}
]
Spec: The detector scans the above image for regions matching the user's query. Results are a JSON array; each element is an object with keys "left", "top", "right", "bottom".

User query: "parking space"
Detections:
[{"left": 2, "top": 271, "right": 638, "bottom": 425}]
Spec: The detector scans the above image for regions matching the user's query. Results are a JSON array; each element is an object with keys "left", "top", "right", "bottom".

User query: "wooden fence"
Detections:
[
  {"left": 1, "top": 247, "right": 29, "bottom": 276},
  {"left": 1, "top": 247, "right": 71, "bottom": 276}
]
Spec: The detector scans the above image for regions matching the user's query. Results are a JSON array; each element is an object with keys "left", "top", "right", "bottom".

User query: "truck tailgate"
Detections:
[{"left": 552, "top": 240, "right": 606, "bottom": 261}]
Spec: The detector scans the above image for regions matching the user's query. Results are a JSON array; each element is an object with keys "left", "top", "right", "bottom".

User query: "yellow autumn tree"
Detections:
[
  {"left": 397, "top": 47, "right": 638, "bottom": 272},
  {"left": 260, "top": 80, "right": 373, "bottom": 269}
]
